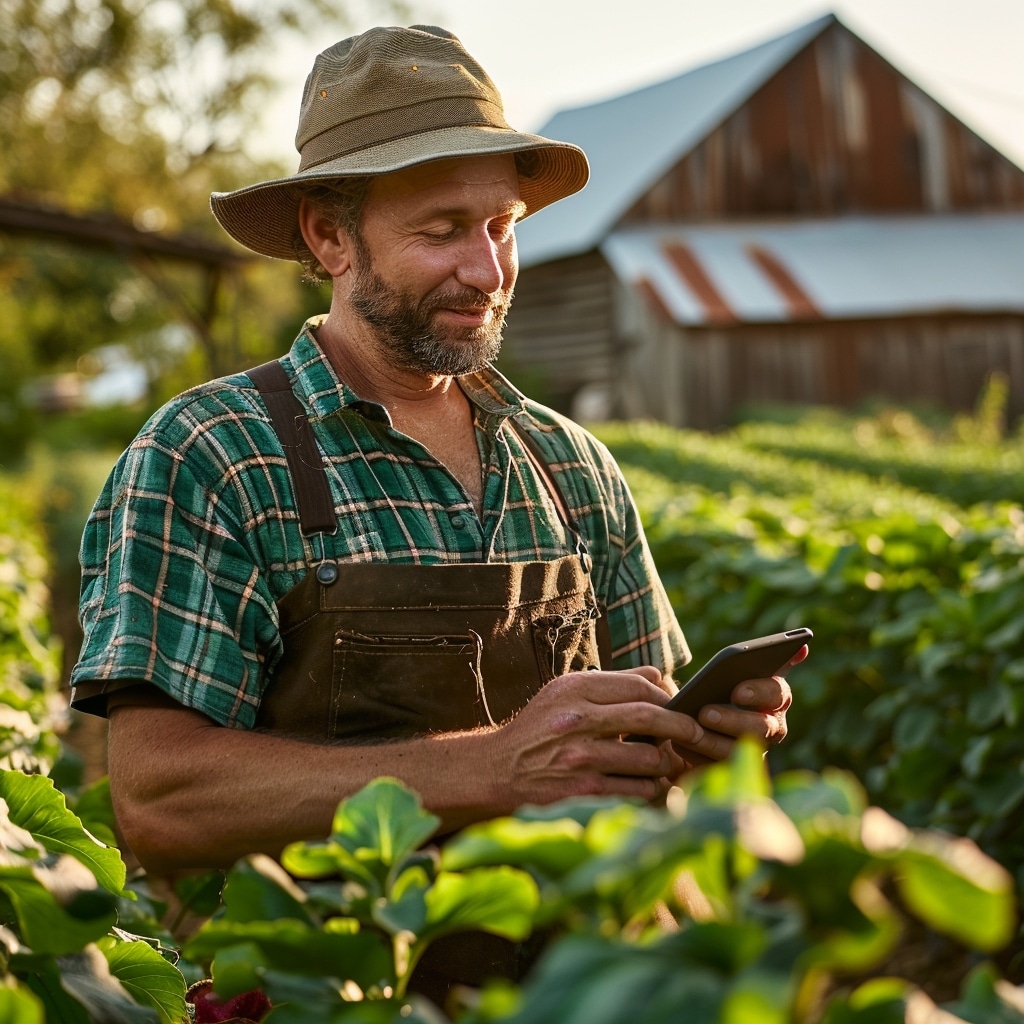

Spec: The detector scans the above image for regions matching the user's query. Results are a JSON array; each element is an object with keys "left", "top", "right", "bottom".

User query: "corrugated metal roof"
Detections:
[
  {"left": 601, "top": 214, "right": 1024, "bottom": 324},
  {"left": 516, "top": 13, "right": 835, "bottom": 268}
]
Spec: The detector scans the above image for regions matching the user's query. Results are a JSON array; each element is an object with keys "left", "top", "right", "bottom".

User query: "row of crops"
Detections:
[{"left": 2, "top": 405, "right": 1024, "bottom": 1022}]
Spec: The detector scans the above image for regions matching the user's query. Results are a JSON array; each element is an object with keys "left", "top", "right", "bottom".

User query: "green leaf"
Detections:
[
  {"left": 69, "top": 776, "right": 118, "bottom": 850},
  {"left": 210, "top": 942, "right": 269, "bottom": 1000},
  {"left": 39, "top": 945, "right": 159, "bottom": 1023},
  {"left": 0, "top": 771, "right": 125, "bottom": 893},
  {"left": 101, "top": 937, "right": 188, "bottom": 1024},
  {"left": 0, "top": 983, "right": 45, "bottom": 1024},
  {"left": 420, "top": 868, "right": 538, "bottom": 944},
  {"left": 819, "top": 978, "right": 911, "bottom": 1023},
  {"left": 330, "top": 779, "right": 440, "bottom": 883},
  {"left": 896, "top": 838, "right": 1015, "bottom": 951},
  {"left": 688, "top": 737, "right": 771, "bottom": 804},
  {"left": 372, "top": 872, "right": 428, "bottom": 938},
  {"left": 173, "top": 870, "right": 224, "bottom": 920},
  {"left": 945, "top": 962, "right": 1024, "bottom": 1022},
  {"left": 220, "top": 855, "right": 311, "bottom": 925},
  {"left": 441, "top": 817, "right": 587, "bottom": 876},
  {"left": 0, "top": 856, "right": 116, "bottom": 955},
  {"left": 23, "top": 966, "right": 92, "bottom": 1024},
  {"left": 185, "top": 918, "right": 393, "bottom": 991}
]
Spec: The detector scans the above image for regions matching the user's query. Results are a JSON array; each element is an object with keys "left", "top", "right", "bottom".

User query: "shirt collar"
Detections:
[{"left": 283, "top": 315, "right": 526, "bottom": 424}]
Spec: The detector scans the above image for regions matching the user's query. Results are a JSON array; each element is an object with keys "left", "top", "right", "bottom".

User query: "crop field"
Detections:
[{"left": 2, "top": 402, "right": 1024, "bottom": 1022}]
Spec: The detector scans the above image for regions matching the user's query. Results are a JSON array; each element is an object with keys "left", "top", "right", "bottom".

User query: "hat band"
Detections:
[{"left": 297, "top": 96, "right": 511, "bottom": 171}]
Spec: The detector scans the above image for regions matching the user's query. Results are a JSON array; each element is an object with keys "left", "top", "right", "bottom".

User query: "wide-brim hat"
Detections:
[{"left": 210, "top": 25, "right": 589, "bottom": 261}]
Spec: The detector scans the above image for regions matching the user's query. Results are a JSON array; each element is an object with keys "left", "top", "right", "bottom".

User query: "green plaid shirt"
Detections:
[{"left": 71, "top": 318, "right": 689, "bottom": 728}]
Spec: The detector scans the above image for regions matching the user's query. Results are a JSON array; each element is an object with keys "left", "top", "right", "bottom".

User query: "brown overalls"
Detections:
[{"left": 248, "top": 361, "right": 612, "bottom": 1004}]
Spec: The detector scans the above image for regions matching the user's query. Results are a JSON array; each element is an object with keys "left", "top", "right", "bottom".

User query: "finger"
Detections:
[
  {"left": 573, "top": 669, "right": 676, "bottom": 708},
  {"left": 786, "top": 643, "right": 809, "bottom": 668},
  {"left": 673, "top": 727, "right": 735, "bottom": 766},
  {"left": 699, "top": 705, "right": 787, "bottom": 745},
  {"left": 730, "top": 675, "right": 793, "bottom": 712},
  {"left": 601, "top": 701, "right": 705, "bottom": 747},
  {"left": 609, "top": 665, "right": 676, "bottom": 700},
  {"left": 592, "top": 736, "right": 678, "bottom": 778}
]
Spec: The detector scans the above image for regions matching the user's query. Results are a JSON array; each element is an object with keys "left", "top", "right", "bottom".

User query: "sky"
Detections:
[{"left": 255, "top": 0, "right": 1024, "bottom": 169}]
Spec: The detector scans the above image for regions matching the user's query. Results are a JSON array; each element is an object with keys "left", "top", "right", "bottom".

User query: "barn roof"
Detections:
[
  {"left": 517, "top": 13, "right": 836, "bottom": 268},
  {"left": 601, "top": 214, "right": 1024, "bottom": 325}
]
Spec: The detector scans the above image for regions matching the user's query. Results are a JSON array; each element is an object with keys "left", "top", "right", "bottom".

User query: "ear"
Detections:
[{"left": 298, "top": 198, "right": 356, "bottom": 278}]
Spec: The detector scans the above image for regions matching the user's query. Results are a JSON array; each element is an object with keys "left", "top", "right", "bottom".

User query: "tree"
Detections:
[{"left": 0, "top": 0, "right": 409, "bottom": 459}]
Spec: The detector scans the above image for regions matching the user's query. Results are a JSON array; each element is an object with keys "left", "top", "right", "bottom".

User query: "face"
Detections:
[{"left": 345, "top": 154, "right": 525, "bottom": 376}]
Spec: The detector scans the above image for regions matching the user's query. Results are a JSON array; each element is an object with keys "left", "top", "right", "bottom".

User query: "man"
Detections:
[{"left": 71, "top": 26, "right": 796, "bottom": 879}]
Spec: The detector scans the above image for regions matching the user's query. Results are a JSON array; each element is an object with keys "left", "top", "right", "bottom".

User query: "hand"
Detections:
[
  {"left": 671, "top": 644, "right": 806, "bottom": 767},
  {"left": 495, "top": 666, "right": 704, "bottom": 810}
]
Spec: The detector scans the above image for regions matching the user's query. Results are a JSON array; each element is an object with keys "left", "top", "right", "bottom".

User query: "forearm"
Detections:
[{"left": 108, "top": 702, "right": 508, "bottom": 874}]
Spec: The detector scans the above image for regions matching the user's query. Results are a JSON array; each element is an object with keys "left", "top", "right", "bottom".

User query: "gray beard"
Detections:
[{"left": 349, "top": 261, "right": 511, "bottom": 377}]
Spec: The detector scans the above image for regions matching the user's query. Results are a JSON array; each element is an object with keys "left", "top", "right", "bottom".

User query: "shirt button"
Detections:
[{"left": 449, "top": 513, "right": 466, "bottom": 530}]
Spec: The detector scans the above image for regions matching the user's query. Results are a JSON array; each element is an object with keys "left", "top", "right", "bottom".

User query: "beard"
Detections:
[{"left": 348, "top": 242, "right": 512, "bottom": 377}]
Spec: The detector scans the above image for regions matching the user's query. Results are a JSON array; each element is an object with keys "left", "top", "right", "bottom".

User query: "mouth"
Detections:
[{"left": 436, "top": 305, "right": 495, "bottom": 328}]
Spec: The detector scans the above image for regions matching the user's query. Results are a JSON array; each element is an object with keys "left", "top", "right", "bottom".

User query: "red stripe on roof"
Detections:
[
  {"left": 747, "top": 244, "right": 821, "bottom": 319},
  {"left": 634, "top": 277, "right": 673, "bottom": 321},
  {"left": 661, "top": 242, "right": 738, "bottom": 325}
]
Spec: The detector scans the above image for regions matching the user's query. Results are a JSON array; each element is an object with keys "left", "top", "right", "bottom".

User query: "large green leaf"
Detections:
[
  {"left": 220, "top": 855, "right": 312, "bottom": 925},
  {"left": 420, "top": 868, "right": 538, "bottom": 944},
  {"left": 499, "top": 934, "right": 725, "bottom": 1024},
  {"left": 441, "top": 817, "right": 587, "bottom": 876},
  {"left": 100, "top": 938, "right": 188, "bottom": 1024},
  {"left": 185, "top": 918, "right": 393, "bottom": 991},
  {"left": 33, "top": 946, "right": 158, "bottom": 1023},
  {"left": 0, "top": 982, "right": 45, "bottom": 1024},
  {"left": 895, "top": 838, "right": 1015, "bottom": 951},
  {"left": 0, "top": 772, "right": 125, "bottom": 893},
  {"left": 0, "top": 856, "right": 116, "bottom": 956},
  {"left": 282, "top": 781, "right": 440, "bottom": 896},
  {"left": 330, "top": 779, "right": 440, "bottom": 882},
  {"left": 69, "top": 777, "right": 118, "bottom": 851}
]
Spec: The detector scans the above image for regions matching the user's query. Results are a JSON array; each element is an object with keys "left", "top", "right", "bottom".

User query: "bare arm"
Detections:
[{"left": 105, "top": 667, "right": 705, "bottom": 874}]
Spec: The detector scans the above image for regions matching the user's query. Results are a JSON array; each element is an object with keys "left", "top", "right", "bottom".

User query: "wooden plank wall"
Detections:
[
  {"left": 644, "top": 316, "right": 1024, "bottom": 430},
  {"left": 500, "top": 251, "right": 616, "bottom": 409},
  {"left": 620, "top": 22, "right": 1024, "bottom": 221}
]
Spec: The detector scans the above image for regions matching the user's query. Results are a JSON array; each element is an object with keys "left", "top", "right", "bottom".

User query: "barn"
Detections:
[{"left": 503, "top": 13, "right": 1024, "bottom": 429}]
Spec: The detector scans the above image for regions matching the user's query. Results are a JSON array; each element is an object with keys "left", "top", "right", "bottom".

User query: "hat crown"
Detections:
[{"left": 296, "top": 25, "right": 506, "bottom": 154}]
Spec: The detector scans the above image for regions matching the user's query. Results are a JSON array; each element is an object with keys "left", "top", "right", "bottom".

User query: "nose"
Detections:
[{"left": 456, "top": 228, "right": 514, "bottom": 295}]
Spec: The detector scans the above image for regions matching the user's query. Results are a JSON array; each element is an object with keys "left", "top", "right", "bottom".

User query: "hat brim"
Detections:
[{"left": 210, "top": 126, "right": 589, "bottom": 261}]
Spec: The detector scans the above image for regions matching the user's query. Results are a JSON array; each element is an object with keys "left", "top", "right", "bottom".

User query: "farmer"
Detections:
[{"left": 70, "top": 24, "right": 796, "bottom": 960}]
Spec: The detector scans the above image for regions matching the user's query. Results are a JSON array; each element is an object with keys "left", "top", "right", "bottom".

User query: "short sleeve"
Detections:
[{"left": 70, "top": 437, "right": 280, "bottom": 729}]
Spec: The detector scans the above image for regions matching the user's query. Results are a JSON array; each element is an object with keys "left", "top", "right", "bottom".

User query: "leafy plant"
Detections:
[
  {"left": 0, "top": 769, "right": 186, "bottom": 1023},
  {"left": 178, "top": 752, "right": 1024, "bottom": 1023}
]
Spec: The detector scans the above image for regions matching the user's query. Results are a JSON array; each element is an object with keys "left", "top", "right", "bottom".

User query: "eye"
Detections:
[
  {"left": 488, "top": 218, "right": 517, "bottom": 243},
  {"left": 421, "top": 223, "right": 458, "bottom": 242}
]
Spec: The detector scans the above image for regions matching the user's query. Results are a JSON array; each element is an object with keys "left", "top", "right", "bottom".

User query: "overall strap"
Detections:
[
  {"left": 247, "top": 360, "right": 336, "bottom": 536},
  {"left": 506, "top": 417, "right": 585, "bottom": 547}
]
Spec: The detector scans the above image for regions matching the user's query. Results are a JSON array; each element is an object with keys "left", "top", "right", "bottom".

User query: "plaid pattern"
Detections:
[{"left": 72, "top": 318, "right": 690, "bottom": 728}]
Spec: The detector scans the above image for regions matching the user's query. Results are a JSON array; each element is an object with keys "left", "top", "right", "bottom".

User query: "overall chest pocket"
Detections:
[
  {"left": 531, "top": 602, "right": 601, "bottom": 681},
  {"left": 331, "top": 630, "right": 485, "bottom": 741}
]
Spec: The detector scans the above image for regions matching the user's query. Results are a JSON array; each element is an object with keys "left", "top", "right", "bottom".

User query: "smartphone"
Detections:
[{"left": 626, "top": 627, "right": 812, "bottom": 742}]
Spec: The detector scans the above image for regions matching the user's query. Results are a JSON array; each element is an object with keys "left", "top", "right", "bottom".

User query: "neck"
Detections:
[{"left": 312, "top": 309, "right": 462, "bottom": 418}]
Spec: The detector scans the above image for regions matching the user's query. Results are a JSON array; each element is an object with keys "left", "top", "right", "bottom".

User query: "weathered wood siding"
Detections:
[
  {"left": 617, "top": 305, "right": 1024, "bottom": 430},
  {"left": 621, "top": 22, "right": 1024, "bottom": 222},
  {"left": 500, "top": 251, "right": 616, "bottom": 409}
]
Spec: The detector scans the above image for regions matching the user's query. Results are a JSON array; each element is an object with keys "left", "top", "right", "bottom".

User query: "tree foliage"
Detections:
[{"left": 0, "top": 0, "right": 407, "bottom": 463}]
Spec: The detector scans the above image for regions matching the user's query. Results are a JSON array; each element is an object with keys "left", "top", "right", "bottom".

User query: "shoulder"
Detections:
[
  {"left": 513, "top": 399, "right": 625, "bottom": 487},
  {"left": 115, "top": 370, "right": 280, "bottom": 487},
  {"left": 139, "top": 370, "right": 271, "bottom": 453}
]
